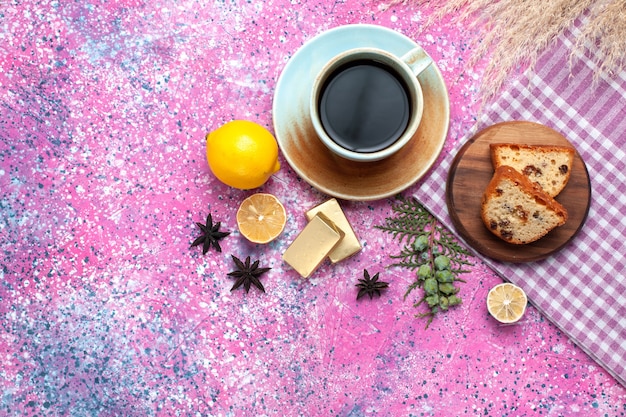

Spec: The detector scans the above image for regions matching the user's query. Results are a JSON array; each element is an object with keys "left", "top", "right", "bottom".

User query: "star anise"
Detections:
[
  {"left": 191, "top": 213, "right": 230, "bottom": 254},
  {"left": 227, "top": 255, "right": 271, "bottom": 293},
  {"left": 356, "top": 269, "right": 389, "bottom": 300}
]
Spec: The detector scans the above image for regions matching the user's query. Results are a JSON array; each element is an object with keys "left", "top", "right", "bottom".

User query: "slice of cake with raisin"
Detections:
[
  {"left": 490, "top": 143, "right": 574, "bottom": 197},
  {"left": 481, "top": 166, "right": 568, "bottom": 244}
]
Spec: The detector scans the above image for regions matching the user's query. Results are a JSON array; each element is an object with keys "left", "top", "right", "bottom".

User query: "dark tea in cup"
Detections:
[
  {"left": 318, "top": 60, "right": 412, "bottom": 153},
  {"left": 310, "top": 47, "right": 430, "bottom": 162}
]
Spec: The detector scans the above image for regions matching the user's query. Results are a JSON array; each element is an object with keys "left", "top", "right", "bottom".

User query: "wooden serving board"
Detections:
[{"left": 446, "top": 121, "right": 591, "bottom": 262}]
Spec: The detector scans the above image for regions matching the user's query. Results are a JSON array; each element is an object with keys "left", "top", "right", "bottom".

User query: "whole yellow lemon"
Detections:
[{"left": 206, "top": 120, "right": 281, "bottom": 190}]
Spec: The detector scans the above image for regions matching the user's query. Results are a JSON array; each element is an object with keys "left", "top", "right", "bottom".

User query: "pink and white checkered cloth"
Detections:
[{"left": 415, "top": 32, "right": 626, "bottom": 387}]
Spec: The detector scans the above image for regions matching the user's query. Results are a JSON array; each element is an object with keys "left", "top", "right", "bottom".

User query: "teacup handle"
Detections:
[{"left": 401, "top": 46, "right": 433, "bottom": 77}]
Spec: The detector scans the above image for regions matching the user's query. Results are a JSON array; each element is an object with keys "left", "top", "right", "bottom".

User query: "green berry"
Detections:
[
  {"left": 425, "top": 294, "right": 439, "bottom": 307},
  {"left": 434, "top": 255, "right": 451, "bottom": 271},
  {"left": 424, "top": 277, "right": 439, "bottom": 296},
  {"left": 417, "top": 264, "right": 432, "bottom": 280},
  {"left": 439, "top": 296, "right": 449, "bottom": 311},
  {"left": 448, "top": 295, "right": 462, "bottom": 306},
  {"left": 413, "top": 235, "right": 429, "bottom": 252},
  {"left": 435, "top": 270, "right": 454, "bottom": 283},
  {"left": 438, "top": 282, "right": 458, "bottom": 295}
]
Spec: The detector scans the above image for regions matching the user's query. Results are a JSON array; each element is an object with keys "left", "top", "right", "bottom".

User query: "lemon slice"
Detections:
[
  {"left": 236, "top": 193, "right": 286, "bottom": 244},
  {"left": 487, "top": 283, "right": 528, "bottom": 323}
]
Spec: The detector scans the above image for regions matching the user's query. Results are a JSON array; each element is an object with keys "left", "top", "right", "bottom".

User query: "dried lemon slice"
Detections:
[
  {"left": 487, "top": 283, "right": 528, "bottom": 323},
  {"left": 236, "top": 193, "right": 286, "bottom": 244}
]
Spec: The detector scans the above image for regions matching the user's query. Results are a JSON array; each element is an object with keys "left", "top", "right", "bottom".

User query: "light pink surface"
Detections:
[{"left": 1, "top": 0, "right": 624, "bottom": 415}]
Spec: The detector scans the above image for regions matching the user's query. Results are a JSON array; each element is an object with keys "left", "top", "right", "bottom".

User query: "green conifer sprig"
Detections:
[
  {"left": 388, "top": 224, "right": 473, "bottom": 272},
  {"left": 377, "top": 196, "right": 473, "bottom": 271},
  {"left": 376, "top": 196, "right": 432, "bottom": 244},
  {"left": 376, "top": 195, "right": 474, "bottom": 328}
]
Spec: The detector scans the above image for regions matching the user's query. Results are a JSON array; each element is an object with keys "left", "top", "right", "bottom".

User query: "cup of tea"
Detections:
[{"left": 310, "top": 47, "right": 432, "bottom": 162}]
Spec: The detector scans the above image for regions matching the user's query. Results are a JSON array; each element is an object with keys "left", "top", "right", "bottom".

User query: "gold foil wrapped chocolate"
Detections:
[
  {"left": 282, "top": 213, "right": 344, "bottom": 278},
  {"left": 283, "top": 199, "right": 362, "bottom": 278},
  {"left": 305, "top": 198, "right": 362, "bottom": 263}
]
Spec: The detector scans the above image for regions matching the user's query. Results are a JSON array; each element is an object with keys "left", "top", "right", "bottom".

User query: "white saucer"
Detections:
[{"left": 272, "top": 24, "right": 449, "bottom": 201}]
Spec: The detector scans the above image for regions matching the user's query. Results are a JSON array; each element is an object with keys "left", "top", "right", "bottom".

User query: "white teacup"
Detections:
[{"left": 310, "top": 46, "right": 432, "bottom": 162}]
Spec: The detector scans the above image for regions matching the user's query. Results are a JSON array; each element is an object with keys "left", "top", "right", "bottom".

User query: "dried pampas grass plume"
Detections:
[
  {"left": 383, "top": 0, "right": 626, "bottom": 99},
  {"left": 573, "top": 1, "right": 626, "bottom": 80}
]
